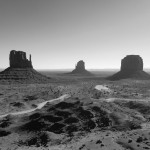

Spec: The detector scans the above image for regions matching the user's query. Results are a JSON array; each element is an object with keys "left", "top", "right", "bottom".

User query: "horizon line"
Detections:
[{"left": 0, "top": 68, "right": 120, "bottom": 70}]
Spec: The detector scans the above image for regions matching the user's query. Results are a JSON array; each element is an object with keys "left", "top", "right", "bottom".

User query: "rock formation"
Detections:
[
  {"left": 9, "top": 50, "right": 33, "bottom": 68},
  {"left": 108, "top": 55, "right": 150, "bottom": 80},
  {"left": 0, "top": 50, "right": 51, "bottom": 83},
  {"left": 69, "top": 60, "right": 92, "bottom": 75},
  {"left": 121, "top": 55, "right": 143, "bottom": 73},
  {"left": 73, "top": 60, "right": 86, "bottom": 73}
]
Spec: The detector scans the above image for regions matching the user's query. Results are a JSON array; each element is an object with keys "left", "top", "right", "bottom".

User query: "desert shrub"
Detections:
[
  {"left": 24, "top": 95, "right": 38, "bottom": 101},
  {"left": 18, "top": 132, "right": 49, "bottom": 147},
  {"left": 91, "top": 106, "right": 107, "bottom": 116},
  {"left": 0, "top": 121, "right": 11, "bottom": 128},
  {"left": 77, "top": 107, "right": 94, "bottom": 120},
  {"left": 47, "top": 123, "right": 65, "bottom": 134},
  {"left": 42, "top": 115, "right": 63, "bottom": 123},
  {"left": 64, "top": 117, "right": 79, "bottom": 124},
  {"left": 25, "top": 137, "right": 39, "bottom": 147},
  {"left": 136, "top": 136, "right": 143, "bottom": 143},
  {"left": 55, "top": 102, "right": 74, "bottom": 109},
  {"left": 109, "top": 113, "right": 122, "bottom": 125},
  {"left": 20, "top": 119, "right": 47, "bottom": 132},
  {"left": 10, "top": 102, "right": 24, "bottom": 107},
  {"left": 29, "top": 113, "right": 41, "bottom": 120},
  {"left": 55, "top": 110, "right": 71, "bottom": 118},
  {"left": 0, "top": 129, "right": 11, "bottom": 137},
  {"left": 66, "top": 125, "right": 78, "bottom": 134},
  {"left": 83, "top": 120, "right": 96, "bottom": 131},
  {"left": 38, "top": 132, "right": 49, "bottom": 147},
  {"left": 96, "top": 117, "right": 111, "bottom": 128},
  {"left": 47, "top": 106, "right": 56, "bottom": 112},
  {"left": 92, "top": 91, "right": 103, "bottom": 99}
]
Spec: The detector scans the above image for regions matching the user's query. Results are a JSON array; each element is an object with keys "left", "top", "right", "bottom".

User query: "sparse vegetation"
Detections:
[{"left": 1, "top": 73, "right": 150, "bottom": 149}]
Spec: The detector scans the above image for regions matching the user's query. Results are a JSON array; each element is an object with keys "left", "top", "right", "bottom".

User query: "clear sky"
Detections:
[{"left": 0, "top": 0, "right": 150, "bottom": 69}]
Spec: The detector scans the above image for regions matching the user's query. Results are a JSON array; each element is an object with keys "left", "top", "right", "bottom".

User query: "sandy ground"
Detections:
[{"left": 1, "top": 79, "right": 150, "bottom": 149}]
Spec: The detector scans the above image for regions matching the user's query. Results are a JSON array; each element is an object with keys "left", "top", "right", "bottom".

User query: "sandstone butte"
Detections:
[
  {"left": 70, "top": 60, "right": 92, "bottom": 75},
  {"left": 0, "top": 50, "right": 51, "bottom": 83},
  {"left": 108, "top": 55, "right": 150, "bottom": 80}
]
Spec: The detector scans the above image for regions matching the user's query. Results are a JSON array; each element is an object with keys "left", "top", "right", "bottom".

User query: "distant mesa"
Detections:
[
  {"left": 72, "top": 60, "right": 86, "bottom": 73},
  {"left": 69, "top": 60, "right": 92, "bottom": 75},
  {"left": 0, "top": 50, "right": 51, "bottom": 83},
  {"left": 108, "top": 55, "right": 150, "bottom": 80}
]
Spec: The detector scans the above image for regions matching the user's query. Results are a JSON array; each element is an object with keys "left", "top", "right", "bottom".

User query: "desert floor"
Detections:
[{"left": 1, "top": 72, "right": 150, "bottom": 150}]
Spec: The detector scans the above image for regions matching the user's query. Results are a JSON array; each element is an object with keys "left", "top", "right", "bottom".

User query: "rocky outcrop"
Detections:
[
  {"left": 9, "top": 50, "right": 33, "bottom": 68},
  {"left": 0, "top": 50, "right": 51, "bottom": 83},
  {"left": 69, "top": 60, "right": 92, "bottom": 75},
  {"left": 121, "top": 55, "right": 143, "bottom": 73},
  {"left": 108, "top": 55, "right": 150, "bottom": 80},
  {"left": 73, "top": 60, "right": 86, "bottom": 73}
]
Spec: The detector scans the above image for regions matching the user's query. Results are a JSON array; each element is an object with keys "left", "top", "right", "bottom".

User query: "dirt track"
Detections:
[{"left": 0, "top": 94, "right": 70, "bottom": 118}]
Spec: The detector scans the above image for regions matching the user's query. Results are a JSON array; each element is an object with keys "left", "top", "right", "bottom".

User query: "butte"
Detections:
[
  {"left": 107, "top": 55, "right": 150, "bottom": 80},
  {"left": 68, "top": 60, "right": 92, "bottom": 75},
  {"left": 0, "top": 50, "right": 51, "bottom": 83}
]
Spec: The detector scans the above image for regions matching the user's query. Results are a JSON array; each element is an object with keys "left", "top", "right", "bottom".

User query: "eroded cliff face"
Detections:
[
  {"left": 121, "top": 55, "right": 143, "bottom": 73},
  {"left": 9, "top": 50, "right": 33, "bottom": 68}
]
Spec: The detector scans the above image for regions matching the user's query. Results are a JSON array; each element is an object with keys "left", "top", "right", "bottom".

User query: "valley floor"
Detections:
[{"left": 1, "top": 77, "right": 150, "bottom": 150}]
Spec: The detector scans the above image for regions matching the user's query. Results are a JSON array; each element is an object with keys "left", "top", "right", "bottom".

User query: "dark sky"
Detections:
[{"left": 0, "top": 0, "right": 150, "bottom": 69}]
